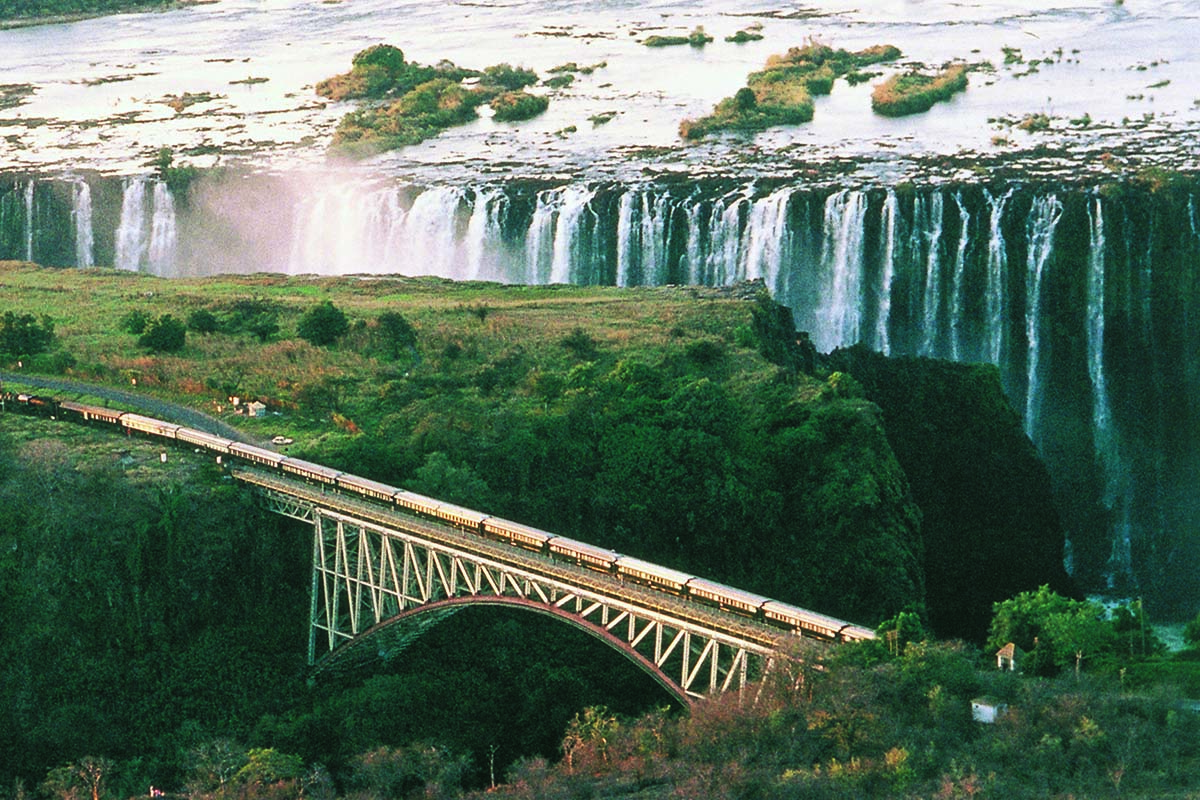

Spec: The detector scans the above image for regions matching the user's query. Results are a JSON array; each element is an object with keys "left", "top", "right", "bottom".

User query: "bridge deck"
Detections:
[{"left": 232, "top": 468, "right": 792, "bottom": 651}]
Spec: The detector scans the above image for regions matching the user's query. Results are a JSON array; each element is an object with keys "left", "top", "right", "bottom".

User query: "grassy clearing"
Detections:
[
  {"left": 0, "top": 262, "right": 778, "bottom": 446},
  {"left": 870, "top": 63, "right": 968, "bottom": 117},
  {"left": 680, "top": 41, "right": 901, "bottom": 139}
]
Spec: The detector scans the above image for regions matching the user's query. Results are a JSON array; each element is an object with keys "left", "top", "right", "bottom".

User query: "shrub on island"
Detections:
[
  {"left": 681, "top": 41, "right": 901, "bottom": 139},
  {"left": 870, "top": 63, "right": 968, "bottom": 117},
  {"left": 490, "top": 91, "right": 550, "bottom": 122}
]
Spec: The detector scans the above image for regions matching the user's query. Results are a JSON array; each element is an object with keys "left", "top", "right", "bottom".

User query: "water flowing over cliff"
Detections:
[{"left": 2, "top": 171, "right": 1198, "bottom": 614}]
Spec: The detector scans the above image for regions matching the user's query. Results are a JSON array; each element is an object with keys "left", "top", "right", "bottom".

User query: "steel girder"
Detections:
[
  {"left": 237, "top": 471, "right": 783, "bottom": 703},
  {"left": 306, "top": 507, "right": 772, "bottom": 702}
]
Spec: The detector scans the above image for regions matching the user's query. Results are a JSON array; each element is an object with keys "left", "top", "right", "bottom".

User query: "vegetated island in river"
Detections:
[
  {"left": 679, "top": 41, "right": 903, "bottom": 139},
  {"left": 318, "top": 44, "right": 563, "bottom": 158}
]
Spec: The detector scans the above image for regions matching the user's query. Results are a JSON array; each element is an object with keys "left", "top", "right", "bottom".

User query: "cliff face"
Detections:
[{"left": 828, "top": 345, "right": 1074, "bottom": 641}]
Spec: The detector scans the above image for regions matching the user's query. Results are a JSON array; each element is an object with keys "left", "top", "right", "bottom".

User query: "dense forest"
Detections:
[
  {"left": 0, "top": 0, "right": 175, "bottom": 23},
  {"left": 3, "top": 263, "right": 1192, "bottom": 797}
]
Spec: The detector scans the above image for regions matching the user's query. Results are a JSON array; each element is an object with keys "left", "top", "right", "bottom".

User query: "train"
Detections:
[{"left": 1, "top": 388, "right": 876, "bottom": 643}]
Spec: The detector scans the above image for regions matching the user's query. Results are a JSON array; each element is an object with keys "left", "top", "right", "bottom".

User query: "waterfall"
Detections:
[
  {"left": 708, "top": 188, "right": 752, "bottom": 286},
  {"left": 815, "top": 189, "right": 868, "bottom": 352},
  {"left": 524, "top": 189, "right": 557, "bottom": 284},
  {"left": 683, "top": 199, "right": 706, "bottom": 286},
  {"left": 464, "top": 188, "right": 506, "bottom": 282},
  {"left": 949, "top": 192, "right": 970, "bottom": 361},
  {"left": 404, "top": 187, "right": 465, "bottom": 278},
  {"left": 71, "top": 178, "right": 94, "bottom": 268},
  {"left": 875, "top": 189, "right": 898, "bottom": 354},
  {"left": 551, "top": 185, "right": 597, "bottom": 285},
  {"left": 115, "top": 177, "right": 148, "bottom": 271},
  {"left": 1086, "top": 196, "right": 1131, "bottom": 586},
  {"left": 1023, "top": 193, "right": 1063, "bottom": 442},
  {"left": 615, "top": 190, "right": 640, "bottom": 287},
  {"left": 742, "top": 187, "right": 794, "bottom": 288},
  {"left": 983, "top": 188, "right": 1012, "bottom": 366},
  {"left": 918, "top": 192, "right": 945, "bottom": 357},
  {"left": 23, "top": 180, "right": 34, "bottom": 262},
  {"left": 147, "top": 182, "right": 177, "bottom": 275}
]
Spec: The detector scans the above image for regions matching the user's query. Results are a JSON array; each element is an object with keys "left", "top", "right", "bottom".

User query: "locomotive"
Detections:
[{"left": 1, "top": 389, "right": 876, "bottom": 643}]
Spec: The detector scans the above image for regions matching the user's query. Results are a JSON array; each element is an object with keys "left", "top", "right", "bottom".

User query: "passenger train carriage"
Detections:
[{"left": 1, "top": 388, "right": 876, "bottom": 643}]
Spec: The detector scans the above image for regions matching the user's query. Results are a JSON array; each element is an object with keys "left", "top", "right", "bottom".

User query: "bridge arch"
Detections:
[
  {"left": 316, "top": 595, "right": 697, "bottom": 707},
  {"left": 242, "top": 470, "right": 792, "bottom": 702}
]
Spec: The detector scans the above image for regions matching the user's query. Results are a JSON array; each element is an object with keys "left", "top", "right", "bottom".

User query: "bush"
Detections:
[
  {"left": 481, "top": 63, "right": 539, "bottom": 91},
  {"left": 0, "top": 311, "right": 55, "bottom": 356},
  {"left": 297, "top": 300, "right": 349, "bottom": 347},
  {"left": 120, "top": 309, "right": 151, "bottom": 335},
  {"left": 490, "top": 91, "right": 549, "bottom": 122},
  {"left": 138, "top": 314, "right": 187, "bottom": 353},
  {"left": 187, "top": 308, "right": 219, "bottom": 334},
  {"left": 871, "top": 64, "right": 968, "bottom": 117}
]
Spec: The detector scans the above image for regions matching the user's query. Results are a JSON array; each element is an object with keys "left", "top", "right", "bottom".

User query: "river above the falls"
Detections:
[{"left": 2, "top": 0, "right": 1198, "bottom": 183}]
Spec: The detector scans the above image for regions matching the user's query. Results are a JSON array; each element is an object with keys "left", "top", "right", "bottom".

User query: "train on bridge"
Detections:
[{"left": 2, "top": 388, "right": 875, "bottom": 644}]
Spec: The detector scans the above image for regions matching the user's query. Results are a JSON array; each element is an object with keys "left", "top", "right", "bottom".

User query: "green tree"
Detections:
[
  {"left": 1045, "top": 603, "right": 1116, "bottom": 677},
  {"left": 234, "top": 748, "right": 304, "bottom": 786},
  {"left": 374, "top": 310, "right": 418, "bottom": 358},
  {"left": 0, "top": 311, "right": 55, "bottom": 356},
  {"left": 297, "top": 300, "right": 349, "bottom": 346},
  {"left": 138, "top": 314, "right": 186, "bottom": 353},
  {"left": 119, "top": 309, "right": 150, "bottom": 335},
  {"left": 187, "top": 308, "right": 219, "bottom": 335},
  {"left": 41, "top": 757, "right": 113, "bottom": 800}
]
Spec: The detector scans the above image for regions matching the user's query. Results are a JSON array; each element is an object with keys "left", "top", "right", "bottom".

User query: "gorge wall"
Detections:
[{"left": 3, "top": 170, "right": 1198, "bottom": 617}]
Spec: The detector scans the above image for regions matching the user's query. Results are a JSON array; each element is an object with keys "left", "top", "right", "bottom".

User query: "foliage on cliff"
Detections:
[
  {"left": 680, "top": 41, "right": 901, "bottom": 139},
  {"left": 827, "top": 345, "right": 1074, "bottom": 642}
]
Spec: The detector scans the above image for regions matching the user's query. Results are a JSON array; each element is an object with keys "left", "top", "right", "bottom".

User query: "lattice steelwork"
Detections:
[{"left": 246, "top": 473, "right": 781, "bottom": 703}]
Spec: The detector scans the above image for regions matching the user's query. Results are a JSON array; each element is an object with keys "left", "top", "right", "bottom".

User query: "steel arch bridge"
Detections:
[{"left": 236, "top": 469, "right": 810, "bottom": 705}]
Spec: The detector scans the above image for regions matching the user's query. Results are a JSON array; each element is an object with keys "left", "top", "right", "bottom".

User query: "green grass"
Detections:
[{"left": 0, "top": 262, "right": 781, "bottom": 447}]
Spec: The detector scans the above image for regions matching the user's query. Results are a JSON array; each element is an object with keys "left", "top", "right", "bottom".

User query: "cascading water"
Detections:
[
  {"left": 114, "top": 177, "right": 177, "bottom": 273},
  {"left": 147, "top": 181, "right": 177, "bottom": 275},
  {"left": 5, "top": 170, "right": 1199, "bottom": 612},
  {"left": 114, "top": 177, "right": 148, "bottom": 272},
  {"left": 949, "top": 193, "right": 971, "bottom": 362},
  {"left": 23, "top": 180, "right": 34, "bottom": 263},
  {"left": 816, "top": 189, "right": 868, "bottom": 353},
  {"left": 741, "top": 187, "right": 793, "bottom": 289},
  {"left": 1086, "top": 196, "right": 1132, "bottom": 587},
  {"left": 917, "top": 192, "right": 945, "bottom": 357},
  {"left": 875, "top": 189, "right": 898, "bottom": 354},
  {"left": 71, "top": 178, "right": 93, "bottom": 268},
  {"left": 464, "top": 188, "right": 506, "bottom": 282},
  {"left": 524, "top": 190, "right": 557, "bottom": 284},
  {"left": 704, "top": 187, "right": 752, "bottom": 287},
  {"left": 1023, "top": 194, "right": 1063, "bottom": 444},
  {"left": 550, "top": 185, "right": 597, "bottom": 285},
  {"left": 983, "top": 188, "right": 1012, "bottom": 367}
]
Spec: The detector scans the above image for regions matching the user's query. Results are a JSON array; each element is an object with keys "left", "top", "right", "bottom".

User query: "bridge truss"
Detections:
[{"left": 245, "top": 472, "right": 785, "bottom": 704}]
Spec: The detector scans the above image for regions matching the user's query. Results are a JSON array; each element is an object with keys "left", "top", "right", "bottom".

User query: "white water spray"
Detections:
[
  {"left": 983, "top": 188, "right": 1012, "bottom": 366},
  {"left": 949, "top": 192, "right": 970, "bottom": 361},
  {"left": 71, "top": 178, "right": 94, "bottom": 268},
  {"left": 1023, "top": 194, "right": 1063, "bottom": 443},
  {"left": 875, "top": 189, "right": 899, "bottom": 354},
  {"left": 918, "top": 192, "right": 945, "bottom": 357},
  {"left": 816, "top": 189, "right": 868, "bottom": 352},
  {"left": 115, "top": 177, "right": 148, "bottom": 271}
]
